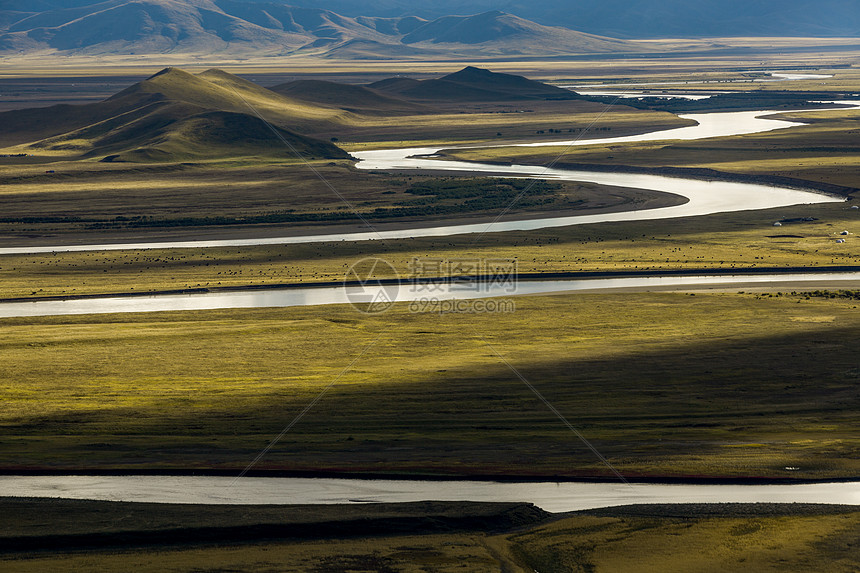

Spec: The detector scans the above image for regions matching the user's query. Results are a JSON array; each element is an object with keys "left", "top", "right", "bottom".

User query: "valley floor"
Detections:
[{"left": 1, "top": 55, "right": 858, "bottom": 569}]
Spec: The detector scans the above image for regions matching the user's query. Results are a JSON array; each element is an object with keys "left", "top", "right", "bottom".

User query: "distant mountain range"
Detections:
[
  {"left": 0, "top": 0, "right": 639, "bottom": 57},
  {"left": 276, "top": 0, "right": 860, "bottom": 38},
  {"left": 3, "top": 0, "right": 857, "bottom": 47}
]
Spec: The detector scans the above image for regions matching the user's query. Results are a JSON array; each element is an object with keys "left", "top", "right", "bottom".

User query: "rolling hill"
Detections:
[
  {"left": 0, "top": 67, "right": 352, "bottom": 162},
  {"left": 268, "top": 80, "right": 428, "bottom": 114},
  {"left": 0, "top": 1, "right": 642, "bottom": 57},
  {"left": 368, "top": 66, "right": 578, "bottom": 102},
  {"left": 0, "top": 65, "right": 604, "bottom": 159}
]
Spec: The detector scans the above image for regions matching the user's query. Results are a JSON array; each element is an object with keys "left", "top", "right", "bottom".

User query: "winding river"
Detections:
[
  {"left": 2, "top": 104, "right": 857, "bottom": 317},
  {"left": 1, "top": 104, "right": 856, "bottom": 256}
]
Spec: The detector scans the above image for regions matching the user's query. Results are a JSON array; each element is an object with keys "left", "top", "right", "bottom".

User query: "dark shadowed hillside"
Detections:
[
  {"left": 369, "top": 66, "right": 579, "bottom": 102},
  {"left": 269, "top": 80, "right": 427, "bottom": 114}
]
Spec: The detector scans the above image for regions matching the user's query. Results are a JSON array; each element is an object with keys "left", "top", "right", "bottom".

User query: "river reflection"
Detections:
[{"left": 1, "top": 272, "right": 858, "bottom": 318}]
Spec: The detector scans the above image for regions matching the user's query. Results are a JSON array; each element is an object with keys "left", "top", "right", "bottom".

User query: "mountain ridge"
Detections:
[
  {"left": 206, "top": 0, "right": 860, "bottom": 38},
  {"left": 5, "top": 0, "right": 857, "bottom": 42},
  {"left": 0, "top": 1, "right": 642, "bottom": 57}
]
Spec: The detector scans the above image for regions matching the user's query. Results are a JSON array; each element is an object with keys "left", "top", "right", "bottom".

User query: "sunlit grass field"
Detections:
[
  {"left": 508, "top": 506, "right": 860, "bottom": 573},
  {"left": 1, "top": 290, "right": 857, "bottom": 478}
]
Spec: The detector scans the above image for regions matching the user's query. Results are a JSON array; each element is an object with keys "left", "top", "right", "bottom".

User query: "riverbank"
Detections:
[{"left": 0, "top": 498, "right": 550, "bottom": 553}]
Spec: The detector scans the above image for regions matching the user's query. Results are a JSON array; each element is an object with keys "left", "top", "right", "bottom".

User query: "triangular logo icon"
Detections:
[{"left": 367, "top": 289, "right": 393, "bottom": 312}]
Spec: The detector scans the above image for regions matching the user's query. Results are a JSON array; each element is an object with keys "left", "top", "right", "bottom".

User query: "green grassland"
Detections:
[
  {"left": 330, "top": 105, "right": 692, "bottom": 148},
  {"left": 0, "top": 500, "right": 856, "bottom": 572},
  {"left": 1, "top": 56, "right": 859, "bottom": 570},
  {"left": 1, "top": 290, "right": 858, "bottom": 478}
]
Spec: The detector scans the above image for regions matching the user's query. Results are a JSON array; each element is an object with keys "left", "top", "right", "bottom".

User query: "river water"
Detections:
[
  {"left": 564, "top": 72, "right": 835, "bottom": 90},
  {"left": 1, "top": 271, "right": 858, "bottom": 318},
  {"left": 1, "top": 475, "right": 857, "bottom": 512}
]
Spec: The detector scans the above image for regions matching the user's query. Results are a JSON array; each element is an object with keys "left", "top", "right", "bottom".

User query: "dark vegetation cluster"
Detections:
[
  {"left": 403, "top": 177, "right": 562, "bottom": 206},
  {"left": 798, "top": 289, "right": 860, "bottom": 300},
  {"left": 743, "top": 290, "right": 860, "bottom": 300},
  {"left": 0, "top": 178, "right": 566, "bottom": 229}
]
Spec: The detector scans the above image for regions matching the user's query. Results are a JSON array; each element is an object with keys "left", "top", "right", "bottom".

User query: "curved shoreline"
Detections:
[
  {"left": 429, "top": 159, "right": 859, "bottom": 199},
  {"left": 3, "top": 106, "right": 856, "bottom": 255}
]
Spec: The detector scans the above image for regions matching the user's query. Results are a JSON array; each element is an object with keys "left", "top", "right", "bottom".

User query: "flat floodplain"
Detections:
[{"left": 2, "top": 290, "right": 857, "bottom": 479}]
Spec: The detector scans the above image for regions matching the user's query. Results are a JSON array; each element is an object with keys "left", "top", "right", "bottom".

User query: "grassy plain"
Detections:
[
  {"left": 2, "top": 38, "right": 859, "bottom": 82},
  {"left": 1, "top": 500, "right": 857, "bottom": 572},
  {"left": 1, "top": 290, "right": 858, "bottom": 478}
]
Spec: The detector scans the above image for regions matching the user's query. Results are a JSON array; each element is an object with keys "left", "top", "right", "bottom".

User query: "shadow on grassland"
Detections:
[{"left": 4, "top": 324, "right": 858, "bottom": 479}]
